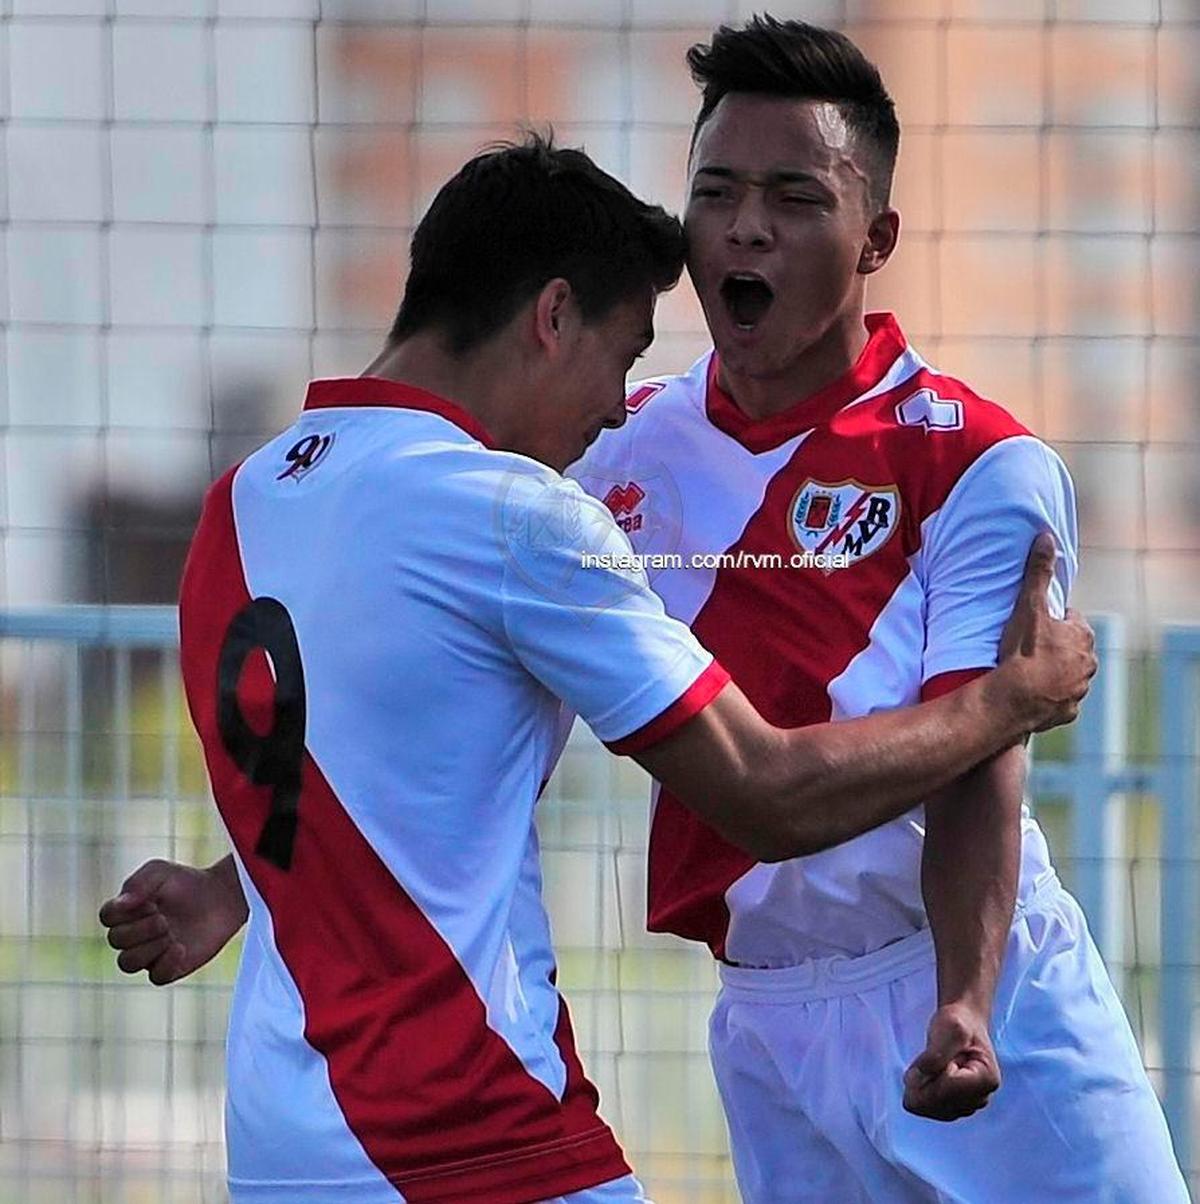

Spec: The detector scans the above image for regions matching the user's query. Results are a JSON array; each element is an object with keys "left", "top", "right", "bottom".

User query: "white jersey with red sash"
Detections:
[
  {"left": 179, "top": 378, "right": 728, "bottom": 1202},
  {"left": 573, "top": 313, "right": 1076, "bottom": 967}
]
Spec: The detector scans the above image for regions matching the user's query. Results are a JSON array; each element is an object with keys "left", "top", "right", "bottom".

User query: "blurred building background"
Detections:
[
  {"left": 0, "top": 1, "right": 1196, "bottom": 1201},
  {"left": 0, "top": 0, "right": 1196, "bottom": 641}
]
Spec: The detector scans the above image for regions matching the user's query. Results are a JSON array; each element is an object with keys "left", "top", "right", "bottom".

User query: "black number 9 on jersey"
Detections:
[{"left": 217, "top": 597, "right": 307, "bottom": 871}]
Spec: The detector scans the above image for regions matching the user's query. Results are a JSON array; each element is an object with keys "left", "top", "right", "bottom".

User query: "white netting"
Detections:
[{"left": 0, "top": 1, "right": 1196, "bottom": 1200}]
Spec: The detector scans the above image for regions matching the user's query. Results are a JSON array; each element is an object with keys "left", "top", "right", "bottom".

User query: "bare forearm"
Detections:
[
  {"left": 762, "top": 670, "right": 1030, "bottom": 859},
  {"left": 922, "top": 747, "right": 1024, "bottom": 1013}
]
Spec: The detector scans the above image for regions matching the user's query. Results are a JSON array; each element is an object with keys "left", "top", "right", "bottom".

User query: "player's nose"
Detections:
[
  {"left": 603, "top": 407, "right": 627, "bottom": 431},
  {"left": 727, "top": 194, "right": 773, "bottom": 249},
  {"left": 603, "top": 393, "right": 628, "bottom": 430}
]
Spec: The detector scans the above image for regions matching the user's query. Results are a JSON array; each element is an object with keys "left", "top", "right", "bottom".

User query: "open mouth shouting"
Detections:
[{"left": 720, "top": 272, "right": 775, "bottom": 332}]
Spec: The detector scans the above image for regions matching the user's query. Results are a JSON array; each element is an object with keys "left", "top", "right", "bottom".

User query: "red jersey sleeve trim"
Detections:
[
  {"left": 921, "top": 666, "right": 989, "bottom": 702},
  {"left": 303, "top": 377, "right": 496, "bottom": 448},
  {"left": 605, "top": 661, "right": 732, "bottom": 756}
]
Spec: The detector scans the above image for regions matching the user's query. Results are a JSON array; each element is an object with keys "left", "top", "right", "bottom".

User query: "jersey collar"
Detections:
[
  {"left": 705, "top": 312, "right": 908, "bottom": 454},
  {"left": 303, "top": 377, "right": 497, "bottom": 449}
]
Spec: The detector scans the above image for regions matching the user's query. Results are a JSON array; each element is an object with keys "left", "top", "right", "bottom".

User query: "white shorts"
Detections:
[
  {"left": 231, "top": 1171, "right": 651, "bottom": 1204},
  {"left": 709, "top": 875, "right": 1189, "bottom": 1203},
  {"left": 542, "top": 1173, "right": 652, "bottom": 1203}
]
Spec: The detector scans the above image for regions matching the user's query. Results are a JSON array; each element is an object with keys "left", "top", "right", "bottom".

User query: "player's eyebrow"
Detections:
[{"left": 693, "top": 165, "right": 832, "bottom": 192}]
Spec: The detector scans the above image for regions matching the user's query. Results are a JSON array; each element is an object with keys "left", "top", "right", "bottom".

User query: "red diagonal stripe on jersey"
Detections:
[
  {"left": 180, "top": 469, "right": 629, "bottom": 1204},
  {"left": 813, "top": 489, "right": 871, "bottom": 555},
  {"left": 647, "top": 368, "right": 1027, "bottom": 957}
]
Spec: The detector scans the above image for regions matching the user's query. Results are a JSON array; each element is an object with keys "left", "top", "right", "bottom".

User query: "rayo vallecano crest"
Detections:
[{"left": 789, "top": 478, "right": 901, "bottom": 567}]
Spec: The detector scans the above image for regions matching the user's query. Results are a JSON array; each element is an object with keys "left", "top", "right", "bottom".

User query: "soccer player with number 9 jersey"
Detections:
[{"left": 99, "top": 133, "right": 1099, "bottom": 1203}]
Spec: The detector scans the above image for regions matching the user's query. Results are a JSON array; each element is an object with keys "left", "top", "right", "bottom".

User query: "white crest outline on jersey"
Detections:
[{"left": 789, "top": 476, "right": 901, "bottom": 569}]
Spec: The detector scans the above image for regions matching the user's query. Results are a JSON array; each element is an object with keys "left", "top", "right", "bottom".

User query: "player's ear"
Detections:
[
  {"left": 859, "top": 208, "right": 900, "bottom": 276},
  {"left": 532, "top": 277, "right": 576, "bottom": 354}
]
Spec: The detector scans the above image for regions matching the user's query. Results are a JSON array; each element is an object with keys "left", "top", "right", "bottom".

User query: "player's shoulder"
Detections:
[
  {"left": 625, "top": 352, "right": 710, "bottom": 418},
  {"left": 867, "top": 363, "right": 1054, "bottom": 487},
  {"left": 867, "top": 365, "right": 1033, "bottom": 451},
  {"left": 848, "top": 360, "right": 1071, "bottom": 528},
  {"left": 488, "top": 452, "right": 617, "bottom": 556},
  {"left": 242, "top": 405, "right": 499, "bottom": 489},
  {"left": 494, "top": 452, "right": 598, "bottom": 511},
  {"left": 574, "top": 353, "right": 710, "bottom": 478},
  {"left": 254, "top": 409, "right": 591, "bottom": 547}
]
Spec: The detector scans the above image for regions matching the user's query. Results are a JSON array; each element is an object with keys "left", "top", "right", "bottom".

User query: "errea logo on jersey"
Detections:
[
  {"left": 603, "top": 481, "right": 646, "bottom": 532},
  {"left": 789, "top": 479, "right": 900, "bottom": 569}
]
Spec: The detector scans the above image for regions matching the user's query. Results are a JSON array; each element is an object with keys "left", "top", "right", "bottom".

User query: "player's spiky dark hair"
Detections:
[
  {"left": 389, "top": 132, "right": 685, "bottom": 354},
  {"left": 687, "top": 14, "right": 900, "bottom": 209}
]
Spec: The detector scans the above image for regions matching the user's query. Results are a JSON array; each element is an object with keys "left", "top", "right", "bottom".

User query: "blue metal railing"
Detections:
[
  {"left": 0, "top": 605, "right": 179, "bottom": 646},
  {"left": 1025, "top": 616, "right": 1199, "bottom": 1174},
  {"left": 2, "top": 605, "right": 1197, "bottom": 1176},
  {"left": 1160, "top": 627, "right": 1200, "bottom": 1171}
]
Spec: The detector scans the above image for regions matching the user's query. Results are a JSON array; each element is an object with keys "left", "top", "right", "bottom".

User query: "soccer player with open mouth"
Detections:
[
  {"left": 720, "top": 273, "right": 775, "bottom": 335},
  {"left": 573, "top": 17, "right": 1188, "bottom": 1203},
  {"left": 97, "top": 130, "right": 1096, "bottom": 1203}
]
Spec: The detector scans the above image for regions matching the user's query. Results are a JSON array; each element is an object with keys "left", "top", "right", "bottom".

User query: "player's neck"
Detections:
[
  {"left": 717, "top": 311, "right": 870, "bottom": 422},
  {"left": 362, "top": 333, "right": 514, "bottom": 446}
]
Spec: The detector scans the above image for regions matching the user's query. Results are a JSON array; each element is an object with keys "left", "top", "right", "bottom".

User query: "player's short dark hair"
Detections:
[
  {"left": 389, "top": 133, "right": 685, "bottom": 354},
  {"left": 687, "top": 15, "right": 900, "bottom": 210}
]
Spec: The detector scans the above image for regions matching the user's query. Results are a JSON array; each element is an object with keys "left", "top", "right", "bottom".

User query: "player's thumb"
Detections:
[
  {"left": 108, "top": 858, "right": 175, "bottom": 913},
  {"left": 913, "top": 1023, "right": 962, "bottom": 1079},
  {"left": 1016, "top": 533, "right": 1057, "bottom": 622}
]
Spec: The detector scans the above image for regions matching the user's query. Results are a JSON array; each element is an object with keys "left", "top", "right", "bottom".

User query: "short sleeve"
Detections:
[
  {"left": 920, "top": 435, "right": 1078, "bottom": 689},
  {"left": 497, "top": 468, "right": 728, "bottom": 749}
]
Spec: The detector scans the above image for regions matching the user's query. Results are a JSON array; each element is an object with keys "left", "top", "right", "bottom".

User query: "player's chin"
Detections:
[
  {"left": 577, "top": 424, "right": 603, "bottom": 461},
  {"left": 712, "top": 325, "right": 783, "bottom": 378}
]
